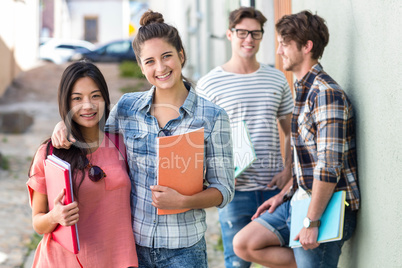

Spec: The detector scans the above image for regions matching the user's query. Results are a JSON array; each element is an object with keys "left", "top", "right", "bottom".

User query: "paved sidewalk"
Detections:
[
  {"left": 0, "top": 158, "right": 35, "bottom": 267},
  {"left": 0, "top": 62, "right": 61, "bottom": 267}
]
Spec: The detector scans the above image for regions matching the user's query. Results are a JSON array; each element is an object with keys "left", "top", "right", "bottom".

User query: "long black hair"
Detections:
[{"left": 29, "top": 61, "right": 111, "bottom": 200}]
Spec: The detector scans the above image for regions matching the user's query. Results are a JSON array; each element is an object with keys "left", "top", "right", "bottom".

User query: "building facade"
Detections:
[
  {"left": 45, "top": 0, "right": 131, "bottom": 44},
  {"left": 0, "top": 0, "right": 40, "bottom": 96}
]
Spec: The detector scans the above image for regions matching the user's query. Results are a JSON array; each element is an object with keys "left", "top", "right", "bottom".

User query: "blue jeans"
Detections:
[
  {"left": 218, "top": 189, "right": 280, "bottom": 268},
  {"left": 293, "top": 208, "right": 357, "bottom": 268},
  {"left": 256, "top": 201, "right": 357, "bottom": 268},
  {"left": 135, "top": 237, "right": 207, "bottom": 268}
]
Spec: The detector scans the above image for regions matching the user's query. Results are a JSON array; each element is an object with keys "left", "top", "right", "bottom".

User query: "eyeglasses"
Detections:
[
  {"left": 84, "top": 158, "right": 106, "bottom": 182},
  {"left": 231, "top": 28, "right": 264, "bottom": 40}
]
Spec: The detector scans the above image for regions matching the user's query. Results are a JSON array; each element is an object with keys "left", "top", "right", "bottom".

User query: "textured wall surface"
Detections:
[{"left": 291, "top": 1, "right": 402, "bottom": 267}]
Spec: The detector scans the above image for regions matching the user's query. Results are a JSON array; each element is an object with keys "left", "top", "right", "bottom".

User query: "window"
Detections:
[{"left": 84, "top": 17, "right": 98, "bottom": 43}]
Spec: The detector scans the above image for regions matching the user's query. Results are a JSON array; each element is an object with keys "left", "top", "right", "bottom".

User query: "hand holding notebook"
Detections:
[
  {"left": 156, "top": 127, "right": 204, "bottom": 215},
  {"left": 289, "top": 191, "right": 347, "bottom": 248},
  {"left": 44, "top": 154, "right": 80, "bottom": 254},
  {"left": 49, "top": 188, "right": 79, "bottom": 227}
]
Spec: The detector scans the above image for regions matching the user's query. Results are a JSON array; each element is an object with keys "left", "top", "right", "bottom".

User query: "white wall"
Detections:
[
  {"left": 54, "top": 0, "right": 71, "bottom": 39},
  {"left": 6, "top": 0, "right": 40, "bottom": 71},
  {"left": 255, "top": 0, "right": 275, "bottom": 66},
  {"left": 292, "top": 1, "right": 402, "bottom": 267}
]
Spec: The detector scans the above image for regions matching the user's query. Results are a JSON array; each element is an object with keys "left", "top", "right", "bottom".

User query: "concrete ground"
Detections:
[{"left": 0, "top": 62, "right": 229, "bottom": 268}]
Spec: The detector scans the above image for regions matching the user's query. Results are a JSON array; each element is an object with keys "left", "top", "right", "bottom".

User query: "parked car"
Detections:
[
  {"left": 70, "top": 39, "right": 136, "bottom": 63},
  {"left": 39, "top": 39, "right": 95, "bottom": 64}
]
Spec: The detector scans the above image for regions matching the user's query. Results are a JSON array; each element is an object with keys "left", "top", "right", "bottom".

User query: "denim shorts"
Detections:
[
  {"left": 254, "top": 200, "right": 357, "bottom": 268},
  {"left": 254, "top": 200, "right": 292, "bottom": 247},
  {"left": 218, "top": 189, "right": 281, "bottom": 268},
  {"left": 135, "top": 237, "right": 207, "bottom": 268}
]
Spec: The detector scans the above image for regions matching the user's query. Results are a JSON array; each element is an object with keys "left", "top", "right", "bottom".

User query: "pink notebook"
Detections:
[{"left": 44, "top": 155, "right": 80, "bottom": 254}]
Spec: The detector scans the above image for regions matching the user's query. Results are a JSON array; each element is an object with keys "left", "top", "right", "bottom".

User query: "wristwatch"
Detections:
[{"left": 303, "top": 217, "right": 321, "bottom": 228}]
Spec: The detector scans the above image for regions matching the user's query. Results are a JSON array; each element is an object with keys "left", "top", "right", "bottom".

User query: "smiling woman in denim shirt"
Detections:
[{"left": 51, "top": 10, "right": 234, "bottom": 268}]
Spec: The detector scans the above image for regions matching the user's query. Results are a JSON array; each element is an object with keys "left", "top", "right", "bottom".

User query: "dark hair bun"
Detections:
[{"left": 140, "top": 10, "right": 164, "bottom": 26}]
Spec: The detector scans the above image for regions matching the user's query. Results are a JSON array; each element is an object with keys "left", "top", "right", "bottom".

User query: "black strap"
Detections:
[{"left": 48, "top": 140, "right": 54, "bottom": 155}]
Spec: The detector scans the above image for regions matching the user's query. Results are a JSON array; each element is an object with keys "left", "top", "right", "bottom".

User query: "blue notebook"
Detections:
[{"left": 289, "top": 191, "right": 346, "bottom": 248}]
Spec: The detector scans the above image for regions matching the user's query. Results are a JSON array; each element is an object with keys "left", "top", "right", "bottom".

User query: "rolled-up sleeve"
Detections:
[
  {"left": 314, "top": 89, "right": 349, "bottom": 183},
  {"left": 26, "top": 145, "right": 48, "bottom": 206},
  {"left": 205, "top": 109, "right": 234, "bottom": 208}
]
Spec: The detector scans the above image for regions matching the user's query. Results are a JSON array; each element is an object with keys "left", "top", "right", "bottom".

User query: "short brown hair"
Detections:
[
  {"left": 275, "top": 10, "right": 329, "bottom": 59},
  {"left": 228, "top": 6, "right": 267, "bottom": 30}
]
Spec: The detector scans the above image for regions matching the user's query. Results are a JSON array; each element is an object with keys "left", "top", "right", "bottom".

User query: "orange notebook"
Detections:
[
  {"left": 44, "top": 155, "right": 80, "bottom": 254},
  {"left": 156, "top": 127, "right": 204, "bottom": 215}
]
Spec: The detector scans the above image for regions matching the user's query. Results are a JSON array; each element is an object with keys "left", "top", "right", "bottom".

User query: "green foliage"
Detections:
[
  {"left": 0, "top": 155, "right": 10, "bottom": 170},
  {"left": 26, "top": 232, "right": 42, "bottom": 251},
  {"left": 119, "top": 61, "right": 144, "bottom": 78},
  {"left": 120, "top": 81, "right": 146, "bottom": 94},
  {"left": 214, "top": 234, "right": 224, "bottom": 252}
]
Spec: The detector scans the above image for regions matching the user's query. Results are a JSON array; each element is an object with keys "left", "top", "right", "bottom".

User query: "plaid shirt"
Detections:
[
  {"left": 105, "top": 86, "right": 234, "bottom": 248},
  {"left": 287, "top": 64, "right": 360, "bottom": 211}
]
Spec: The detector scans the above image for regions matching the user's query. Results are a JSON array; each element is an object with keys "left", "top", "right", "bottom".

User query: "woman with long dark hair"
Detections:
[{"left": 27, "top": 61, "right": 138, "bottom": 267}]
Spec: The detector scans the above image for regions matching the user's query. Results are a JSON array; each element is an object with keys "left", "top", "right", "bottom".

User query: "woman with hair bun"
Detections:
[{"left": 52, "top": 10, "right": 234, "bottom": 267}]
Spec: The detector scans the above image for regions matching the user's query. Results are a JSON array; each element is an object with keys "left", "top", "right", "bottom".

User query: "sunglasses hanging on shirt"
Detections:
[{"left": 84, "top": 158, "right": 106, "bottom": 182}]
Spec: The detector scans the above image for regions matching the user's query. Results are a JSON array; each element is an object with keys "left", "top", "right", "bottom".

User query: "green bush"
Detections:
[
  {"left": 0, "top": 154, "right": 10, "bottom": 170},
  {"left": 119, "top": 61, "right": 144, "bottom": 78},
  {"left": 26, "top": 233, "right": 42, "bottom": 251},
  {"left": 120, "top": 81, "right": 146, "bottom": 94}
]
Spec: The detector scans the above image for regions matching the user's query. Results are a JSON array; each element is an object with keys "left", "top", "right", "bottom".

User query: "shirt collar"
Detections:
[
  {"left": 136, "top": 83, "right": 197, "bottom": 117},
  {"left": 137, "top": 86, "right": 155, "bottom": 113},
  {"left": 180, "top": 84, "right": 197, "bottom": 117},
  {"left": 294, "top": 63, "right": 323, "bottom": 90}
]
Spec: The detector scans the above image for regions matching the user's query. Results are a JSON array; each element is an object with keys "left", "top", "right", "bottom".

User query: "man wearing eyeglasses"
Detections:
[{"left": 196, "top": 6, "right": 293, "bottom": 268}]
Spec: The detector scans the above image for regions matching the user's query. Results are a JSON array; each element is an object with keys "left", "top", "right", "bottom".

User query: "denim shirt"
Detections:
[{"left": 105, "top": 86, "right": 234, "bottom": 248}]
